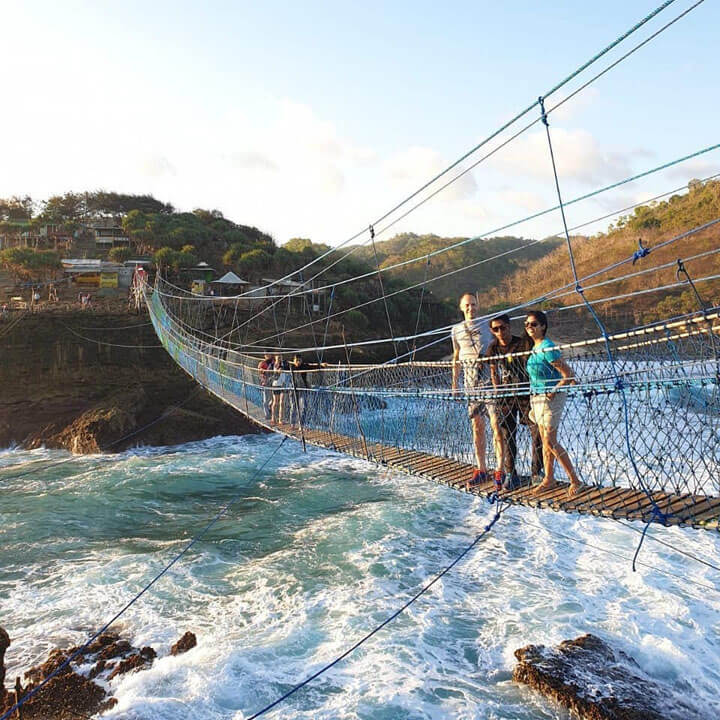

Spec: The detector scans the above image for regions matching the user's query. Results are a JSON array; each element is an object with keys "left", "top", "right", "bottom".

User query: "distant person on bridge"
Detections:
[
  {"left": 487, "top": 313, "right": 543, "bottom": 490},
  {"left": 451, "top": 292, "right": 503, "bottom": 490},
  {"left": 524, "top": 310, "right": 583, "bottom": 497},
  {"left": 258, "top": 353, "right": 274, "bottom": 420},
  {"left": 290, "top": 353, "right": 327, "bottom": 425},
  {"left": 271, "top": 353, "right": 292, "bottom": 424}
]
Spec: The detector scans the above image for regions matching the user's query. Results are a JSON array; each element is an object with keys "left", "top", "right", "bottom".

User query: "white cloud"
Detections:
[
  {"left": 227, "top": 151, "right": 278, "bottom": 172},
  {"left": 140, "top": 154, "right": 177, "bottom": 177},
  {"left": 490, "top": 127, "right": 635, "bottom": 186}
]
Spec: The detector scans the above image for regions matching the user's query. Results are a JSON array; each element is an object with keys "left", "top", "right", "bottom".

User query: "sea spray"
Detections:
[{"left": 1, "top": 436, "right": 718, "bottom": 719}]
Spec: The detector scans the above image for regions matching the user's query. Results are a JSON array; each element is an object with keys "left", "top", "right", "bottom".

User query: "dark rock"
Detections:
[
  {"left": 24, "top": 649, "right": 73, "bottom": 684},
  {"left": 9, "top": 666, "right": 109, "bottom": 720},
  {"left": 0, "top": 626, "right": 10, "bottom": 703},
  {"left": 170, "top": 631, "right": 197, "bottom": 655},
  {"left": 106, "top": 647, "right": 156, "bottom": 681},
  {"left": 513, "top": 634, "right": 705, "bottom": 720},
  {"left": 0, "top": 629, "right": 157, "bottom": 720},
  {"left": 82, "top": 631, "right": 121, "bottom": 655},
  {"left": 88, "top": 659, "right": 110, "bottom": 680},
  {"left": 96, "top": 639, "right": 132, "bottom": 661},
  {"left": 40, "top": 387, "right": 146, "bottom": 454}
]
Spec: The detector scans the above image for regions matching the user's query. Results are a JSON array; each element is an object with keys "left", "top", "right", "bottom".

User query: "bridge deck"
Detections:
[{"left": 268, "top": 421, "right": 720, "bottom": 531}]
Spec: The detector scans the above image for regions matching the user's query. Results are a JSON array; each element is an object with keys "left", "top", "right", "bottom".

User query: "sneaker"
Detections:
[
  {"left": 502, "top": 472, "right": 522, "bottom": 491},
  {"left": 494, "top": 470, "right": 504, "bottom": 491},
  {"left": 467, "top": 469, "right": 488, "bottom": 488}
]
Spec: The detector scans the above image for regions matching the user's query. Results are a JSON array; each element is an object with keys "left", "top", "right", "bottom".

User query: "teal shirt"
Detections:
[{"left": 527, "top": 337, "right": 562, "bottom": 393}]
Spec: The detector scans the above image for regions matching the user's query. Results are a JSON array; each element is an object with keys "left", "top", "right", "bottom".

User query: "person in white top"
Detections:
[{"left": 451, "top": 293, "right": 504, "bottom": 489}]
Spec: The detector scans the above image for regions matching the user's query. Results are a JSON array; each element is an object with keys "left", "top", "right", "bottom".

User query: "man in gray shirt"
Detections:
[{"left": 451, "top": 292, "right": 499, "bottom": 489}]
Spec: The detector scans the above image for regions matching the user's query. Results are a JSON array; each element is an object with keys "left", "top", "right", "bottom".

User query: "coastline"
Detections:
[{"left": 0, "top": 308, "right": 265, "bottom": 453}]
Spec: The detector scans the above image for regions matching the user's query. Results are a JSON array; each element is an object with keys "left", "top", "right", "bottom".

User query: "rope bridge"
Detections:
[{"left": 144, "top": 277, "right": 720, "bottom": 532}]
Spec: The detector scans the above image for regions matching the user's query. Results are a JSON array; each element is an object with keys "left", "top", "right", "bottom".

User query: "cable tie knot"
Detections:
[
  {"left": 614, "top": 377, "right": 625, "bottom": 391},
  {"left": 631, "top": 238, "right": 650, "bottom": 265},
  {"left": 538, "top": 96, "right": 549, "bottom": 126},
  {"left": 575, "top": 283, "right": 584, "bottom": 294},
  {"left": 650, "top": 504, "right": 669, "bottom": 526},
  {"left": 676, "top": 258, "right": 686, "bottom": 281}
]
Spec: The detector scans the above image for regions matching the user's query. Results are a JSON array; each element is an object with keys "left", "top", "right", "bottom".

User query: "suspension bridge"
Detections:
[
  {"left": 3, "top": 2, "right": 720, "bottom": 719},
  {"left": 143, "top": 276, "right": 720, "bottom": 531}
]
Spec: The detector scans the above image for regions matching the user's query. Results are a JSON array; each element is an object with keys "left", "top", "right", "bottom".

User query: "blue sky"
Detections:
[{"left": 1, "top": 0, "right": 717, "bottom": 246}]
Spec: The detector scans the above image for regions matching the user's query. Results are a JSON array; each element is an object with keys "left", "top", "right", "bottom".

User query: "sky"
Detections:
[{"left": 1, "top": 0, "right": 718, "bottom": 248}]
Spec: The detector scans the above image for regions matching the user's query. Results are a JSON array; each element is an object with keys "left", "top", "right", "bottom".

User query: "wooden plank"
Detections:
[
  {"left": 671, "top": 497, "right": 720, "bottom": 524},
  {"left": 263, "top": 423, "right": 717, "bottom": 531}
]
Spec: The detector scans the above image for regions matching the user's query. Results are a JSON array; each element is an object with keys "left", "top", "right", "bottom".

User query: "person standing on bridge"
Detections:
[
  {"left": 524, "top": 310, "right": 583, "bottom": 497},
  {"left": 451, "top": 292, "right": 502, "bottom": 490},
  {"left": 487, "top": 313, "right": 543, "bottom": 490},
  {"left": 258, "top": 353, "right": 274, "bottom": 420}
]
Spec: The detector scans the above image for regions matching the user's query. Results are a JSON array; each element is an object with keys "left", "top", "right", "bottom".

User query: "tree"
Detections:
[
  {"left": 0, "top": 196, "right": 34, "bottom": 221},
  {"left": 238, "top": 248, "right": 271, "bottom": 275},
  {"left": 109, "top": 246, "right": 134, "bottom": 263},
  {"left": 0, "top": 247, "right": 60, "bottom": 282}
]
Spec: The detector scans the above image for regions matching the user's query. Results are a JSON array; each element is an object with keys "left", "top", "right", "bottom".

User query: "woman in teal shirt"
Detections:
[{"left": 524, "top": 310, "right": 582, "bottom": 497}]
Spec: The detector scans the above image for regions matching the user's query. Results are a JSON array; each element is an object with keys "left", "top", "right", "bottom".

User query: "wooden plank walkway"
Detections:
[{"left": 260, "top": 420, "right": 720, "bottom": 532}]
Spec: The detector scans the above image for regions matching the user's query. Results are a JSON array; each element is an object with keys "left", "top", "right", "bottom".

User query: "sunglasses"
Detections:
[
  {"left": 490, "top": 325, "right": 508, "bottom": 332},
  {"left": 524, "top": 321, "right": 540, "bottom": 327}
]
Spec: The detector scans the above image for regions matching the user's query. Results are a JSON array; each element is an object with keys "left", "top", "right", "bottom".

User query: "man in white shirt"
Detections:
[{"left": 451, "top": 293, "right": 495, "bottom": 489}]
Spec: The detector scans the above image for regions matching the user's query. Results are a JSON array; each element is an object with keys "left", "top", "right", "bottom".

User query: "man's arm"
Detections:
[{"left": 451, "top": 342, "right": 460, "bottom": 391}]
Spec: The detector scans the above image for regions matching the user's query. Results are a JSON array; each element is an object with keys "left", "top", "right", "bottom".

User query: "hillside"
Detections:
[
  {"left": 475, "top": 178, "right": 720, "bottom": 332},
  {"left": 352, "top": 233, "right": 562, "bottom": 304}
]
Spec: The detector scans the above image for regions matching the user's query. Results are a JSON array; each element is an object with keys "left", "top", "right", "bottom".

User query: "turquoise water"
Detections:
[{"left": 1, "top": 436, "right": 719, "bottom": 719}]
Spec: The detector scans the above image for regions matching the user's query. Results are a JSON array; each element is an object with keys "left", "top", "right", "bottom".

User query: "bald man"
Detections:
[{"left": 451, "top": 292, "right": 504, "bottom": 489}]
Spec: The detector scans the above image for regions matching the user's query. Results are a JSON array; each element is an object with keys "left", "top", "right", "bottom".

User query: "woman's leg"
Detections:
[
  {"left": 534, "top": 424, "right": 558, "bottom": 493},
  {"left": 546, "top": 427, "right": 582, "bottom": 493}
]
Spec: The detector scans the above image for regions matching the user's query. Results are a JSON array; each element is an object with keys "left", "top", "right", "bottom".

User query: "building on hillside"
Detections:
[
  {"left": 244, "top": 278, "right": 326, "bottom": 313},
  {"left": 210, "top": 271, "right": 250, "bottom": 296},
  {"left": 90, "top": 220, "right": 131, "bottom": 251},
  {"left": 39, "top": 224, "right": 74, "bottom": 250},
  {"left": 61, "top": 259, "right": 133, "bottom": 289}
]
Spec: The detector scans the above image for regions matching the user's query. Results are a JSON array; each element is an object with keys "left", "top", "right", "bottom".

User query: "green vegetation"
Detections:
[
  {"left": 0, "top": 247, "right": 61, "bottom": 282},
  {"left": 352, "top": 232, "right": 562, "bottom": 305}
]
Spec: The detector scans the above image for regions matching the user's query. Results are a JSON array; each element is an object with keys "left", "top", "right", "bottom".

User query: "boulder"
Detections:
[
  {"left": 170, "top": 631, "right": 197, "bottom": 656},
  {"left": 513, "top": 634, "right": 705, "bottom": 720},
  {"left": 0, "top": 629, "right": 163, "bottom": 720}
]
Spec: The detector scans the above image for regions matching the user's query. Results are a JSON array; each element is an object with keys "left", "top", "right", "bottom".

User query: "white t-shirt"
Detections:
[{"left": 452, "top": 318, "right": 491, "bottom": 388}]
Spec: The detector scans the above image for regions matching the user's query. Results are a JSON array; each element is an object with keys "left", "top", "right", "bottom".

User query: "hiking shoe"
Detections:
[
  {"left": 494, "top": 470, "right": 504, "bottom": 491},
  {"left": 467, "top": 469, "right": 488, "bottom": 488},
  {"left": 502, "top": 472, "right": 523, "bottom": 491}
]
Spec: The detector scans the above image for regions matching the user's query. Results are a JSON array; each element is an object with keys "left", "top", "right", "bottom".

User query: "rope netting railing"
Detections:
[{"left": 145, "top": 278, "right": 720, "bottom": 530}]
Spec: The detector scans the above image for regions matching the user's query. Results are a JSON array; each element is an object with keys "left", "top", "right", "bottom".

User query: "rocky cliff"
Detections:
[{"left": 0, "top": 310, "right": 264, "bottom": 452}]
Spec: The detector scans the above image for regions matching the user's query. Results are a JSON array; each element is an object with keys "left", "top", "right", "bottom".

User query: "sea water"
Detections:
[{"left": 1, "top": 436, "right": 719, "bottom": 719}]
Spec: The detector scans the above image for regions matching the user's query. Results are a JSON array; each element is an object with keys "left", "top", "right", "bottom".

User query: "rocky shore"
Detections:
[
  {"left": 513, "top": 634, "right": 706, "bottom": 720},
  {"left": 0, "top": 310, "right": 265, "bottom": 453},
  {"left": 0, "top": 625, "right": 196, "bottom": 719}
]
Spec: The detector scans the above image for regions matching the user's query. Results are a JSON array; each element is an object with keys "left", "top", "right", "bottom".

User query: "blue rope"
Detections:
[
  {"left": 0, "top": 435, "right": 289, "bottom": 720},
  {"left": 538, "top": 97, "right": 671, "bottom": 544},
  {"left": 631, "top": 509, "right": 665, "bottom": 572},
  {"left": 245, "top": 504, "right": 506, "bottom": 719},
  {"left": 632, "top": 238, "right": 651, "bottom": 264}
]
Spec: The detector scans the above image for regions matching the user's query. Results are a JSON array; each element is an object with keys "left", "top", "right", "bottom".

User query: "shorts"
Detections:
[
  {"left": 529, "top": 393, "right": 566, "bottom": 429},
  {"left": 468, "top": 400, "right": 487, "bottom": 420}
]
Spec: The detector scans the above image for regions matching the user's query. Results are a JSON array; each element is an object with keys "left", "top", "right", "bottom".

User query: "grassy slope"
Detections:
[{"left": 475, "top": 179, "right": 720, "bottom": 328}]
